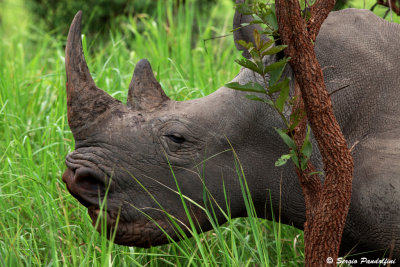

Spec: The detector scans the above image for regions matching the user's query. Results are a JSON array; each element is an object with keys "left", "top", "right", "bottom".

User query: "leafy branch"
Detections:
[{"left": 226, "top": 2, "right": 312, "bottom": 172}]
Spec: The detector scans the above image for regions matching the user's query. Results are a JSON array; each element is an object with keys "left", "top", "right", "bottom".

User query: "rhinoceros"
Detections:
[{"left": 62, "top": 8, "right": 400, "bottom": 260}]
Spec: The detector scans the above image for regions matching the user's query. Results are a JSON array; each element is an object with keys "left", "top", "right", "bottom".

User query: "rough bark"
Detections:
[
  {"left": 275, "top": 1, "right": 354, "bottom": 266},
  {"left": 290, "top": 80, "right": 322, "bottom": 232}
]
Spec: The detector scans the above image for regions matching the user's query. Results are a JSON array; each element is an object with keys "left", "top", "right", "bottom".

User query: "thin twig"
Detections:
[{"left": 203, "top": 33, "right": 233, "bottom": 54}]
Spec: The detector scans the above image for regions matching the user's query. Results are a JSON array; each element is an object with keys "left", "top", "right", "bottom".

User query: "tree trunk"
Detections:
[{"left": 275, "top": 1, "right": 354, "bottom": 266}]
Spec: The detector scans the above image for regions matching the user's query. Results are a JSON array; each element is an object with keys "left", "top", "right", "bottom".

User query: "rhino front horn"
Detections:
[
  {"left": 65, "top": 11, "right": 120, "bottom": 137},
  {"left": 127, "top": 59, "right": 170, "bottom": 110}
]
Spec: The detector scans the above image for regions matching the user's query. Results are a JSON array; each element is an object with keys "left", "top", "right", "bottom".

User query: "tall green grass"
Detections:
[
  {"left": 0, "top": 0, "right": 306, "bottom": 265},
  {"left": 2, "top": 0, "right": 394, "bottom": 265}
]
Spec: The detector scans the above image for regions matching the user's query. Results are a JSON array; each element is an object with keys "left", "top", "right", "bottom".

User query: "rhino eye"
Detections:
[{"left": 165, "top": 134, "right": 185, "bottom": 144}]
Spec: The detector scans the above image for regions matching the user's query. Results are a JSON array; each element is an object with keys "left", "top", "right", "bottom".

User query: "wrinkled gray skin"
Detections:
[{"left": 62, "top": 8, "right": 400, "bottom": 260}]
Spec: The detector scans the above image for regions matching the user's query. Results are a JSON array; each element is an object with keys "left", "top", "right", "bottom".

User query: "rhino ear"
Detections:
[
  {"left": 233, "top": 0, "right": 266, "bottom": 59},
  {"left": 127, "top": 59, "right": 170, "bottom": 111}
]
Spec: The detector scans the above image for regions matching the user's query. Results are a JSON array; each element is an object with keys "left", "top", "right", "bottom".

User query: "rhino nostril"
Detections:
[{"left": 75, "top": 168, "right": 106, "bottom": 194}]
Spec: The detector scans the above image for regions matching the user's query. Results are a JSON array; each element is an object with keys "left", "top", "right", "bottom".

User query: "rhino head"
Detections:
[{"left": 62, "top": 11, "right": 292, "bottom": 247}]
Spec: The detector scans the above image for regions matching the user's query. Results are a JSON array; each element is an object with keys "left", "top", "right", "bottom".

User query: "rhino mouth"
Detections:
[
  {"left": 62, "top": 166, "right": 177, "bottom": 247},
  {"left": 62, "top": 168, "right": 101, "bottom": 201}
]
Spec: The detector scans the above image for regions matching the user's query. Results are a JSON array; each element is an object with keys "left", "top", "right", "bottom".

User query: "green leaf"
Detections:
[
  {"left": 245, "top": 95, "right": 274, "bottom": 106},
  {"left": 245, "top": 94, "right": 265, "bottom": 102},
  {"left": 256, "top": 60, "right": 264, "bottom": 72},
  {"left": 301, "top": 126, "right": 312, "bottom": 159},
  {"left": 268, "top": 77, "right": 290, "bottom": 94},
  {"left": 264, "top": 4, "right": 278, "bottom": 30},
  {"left": 264, "top": 59, "right": 286, "bottom": 73},
  {"left": 288, "top": 114, "right": 301, "bottom": 132},
  {"left": 275, "top": 154, "right": 291, "bottom": 167},
  {"left": 274, "top": 128, "right": 296, "bottom": 150},
  {"left": 263, "top": 58, "right": 289, "bottom": 85},
  {"left": 274, "top": 80, "right": 290, "bottom": 112},
  {"left": 262, "top": 45, "right": 287, "bottom": 56},
  {"left": 290, "top": 150, "right": 300, "bottom": 169},
  {"left": 237, "top": 40, "right": 253, "bottom": 50},
  {"left": 303, "top": 8, "right": 312, "bottom": 22},
  {"left": 253, "top": 28, "right": 261, "bottom": 49},
  {"left": 288, "top": 106, "right": 306, "bottom": 131},
  {"left": 259, "top": 39, "right": 275, "bottom": 53},
  {"left": 249, "top": 20, "right": 265, "bottom": 25},
  {"left": 300, "top": 126, "right": 312, "bottom": 170},
  {"left": 262, "top": 29, "right": 274, "bottom": 36},
  {"left": 235, "top": 58, "right": 263, "bottom": 74},
  {"left": 252, "top": 14, "right": 263, "bottom": 23},
  {"left": 225, "top": 82, "right": 266, "bottom": 93},
  {"left": 300, "top": 158, "right": 308, "bottom": 170},
  {"left": 249, "top": 49, "right": 261, "bottom": 61},
  {"left": 308, "top": 171, "right": 323, "bottom": 176}
]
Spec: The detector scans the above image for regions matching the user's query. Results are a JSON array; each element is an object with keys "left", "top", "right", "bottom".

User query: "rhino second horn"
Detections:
[
  {"left": 127, "top": 59, "right": 170, "bottom": 111},
  {"left": 65, "top": 11, "right": 120, "bottom": 137}
]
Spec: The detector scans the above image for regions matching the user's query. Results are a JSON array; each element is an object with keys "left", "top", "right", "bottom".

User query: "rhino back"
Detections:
[
  {"left": 315, "top": 9, "right": 400, "bottom": 257},
  {"left": 316, "top": 8, "right": 400, "bottom": 143}
]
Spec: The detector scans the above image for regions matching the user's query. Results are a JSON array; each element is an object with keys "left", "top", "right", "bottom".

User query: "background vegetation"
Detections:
[{"left": 0, "top": 0, "right": 398, "bottom": 266}]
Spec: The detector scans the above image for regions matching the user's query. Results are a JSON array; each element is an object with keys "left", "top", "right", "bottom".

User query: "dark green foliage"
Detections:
[
  {"left": 334, "top": 0, "right": 350, "bottom": 10},
  {"left": 227, "top": 2, "right": 313, "bottom": 170},
  {"left": 26, "top": 0, "right": 217, "bottom": 36},
  {"left": 26, "top": 0, "right": 141, "bottom": 35},
  {"left": 24, "top": 0, "right": 350, "bottom": 37}
]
